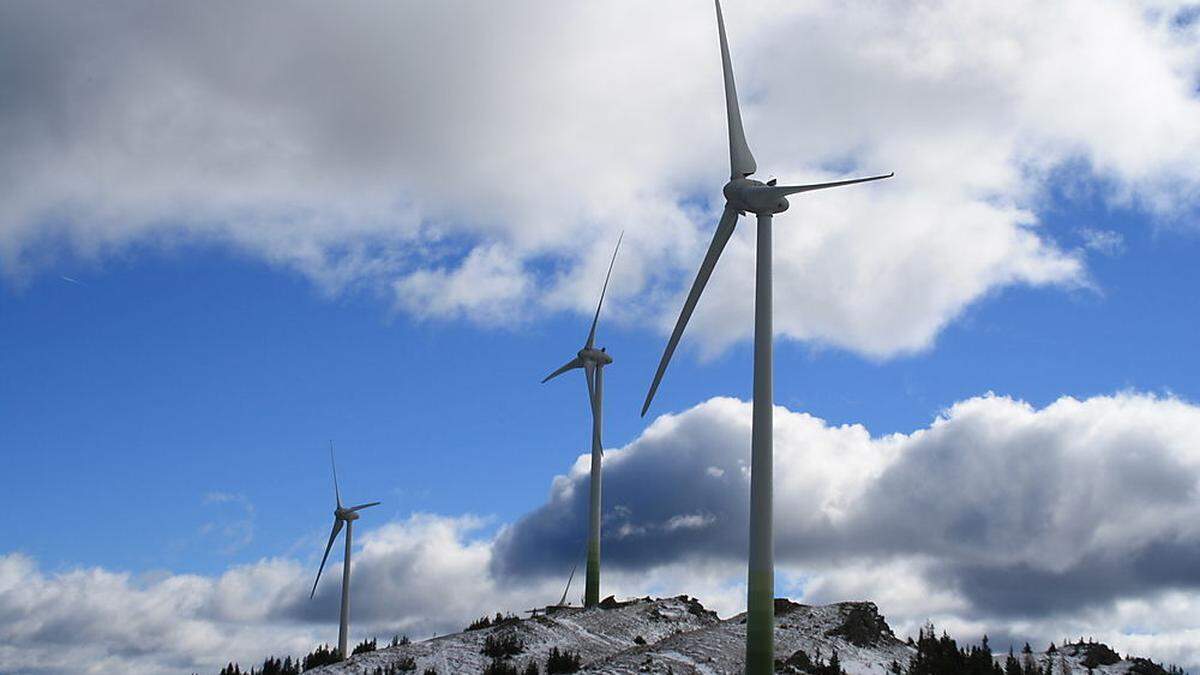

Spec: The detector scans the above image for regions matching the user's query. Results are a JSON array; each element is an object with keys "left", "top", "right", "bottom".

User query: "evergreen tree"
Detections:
[
  {"left": 545, "top": 647, "right": 581, "bottom": 674},
  {"left": 353, "top": 638, "right": 378, "bottom": 655},
  {"left": 1022, "top": 643, "right": 1037, "bottom": 675},
  {"left": 302, "top": 643, "right": 341, "bottom": 670},
  {"left": 482, "top": 633, "right": 525, "bottom": 658},
  {"left": 1005, "top": 648, "right": 1023, "bottom": 675},
  {"left": 482, "top": 657, "right": 519, "bottom": 675},
  {"left": 907, "top": 623, "right": 1004, "bottom": 675},
  {"left": 825, "top": 648, "right": 843, "bottom": 675}
]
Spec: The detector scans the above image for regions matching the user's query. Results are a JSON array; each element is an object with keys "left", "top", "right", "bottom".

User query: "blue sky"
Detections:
[{"left": 3, "top": 187, "right": 1197, "bottom": 577}]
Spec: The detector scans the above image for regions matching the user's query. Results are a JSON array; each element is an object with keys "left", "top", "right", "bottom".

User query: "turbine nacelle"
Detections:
[
  {"left": 335, "top": 507, "right": 360, "bottom": 522},
  {"left": 724, "top": 178, "right": 789, "bottom": 215},
  {"left": 577, "top": 346, "right": 613, "bottom": 366}
]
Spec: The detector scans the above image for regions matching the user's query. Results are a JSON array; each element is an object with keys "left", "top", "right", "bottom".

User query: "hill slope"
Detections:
[{"left": 307, "top": 596, "right": 1180, "bottom": 674}]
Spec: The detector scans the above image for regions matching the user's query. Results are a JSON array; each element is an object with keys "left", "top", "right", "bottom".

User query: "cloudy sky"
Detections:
[{"left": 3, "top": 0, "right": 1200, "bottom": 673}]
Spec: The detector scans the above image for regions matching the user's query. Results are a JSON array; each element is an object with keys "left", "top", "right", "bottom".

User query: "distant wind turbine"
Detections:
[
  {"left": 310, "top": 443, "right": 380, "bottom": 659},
  {"left": 542, "top": 233, "right": 622, "bottom": 607},
  {"left": 639, "top": 1, "right": 892, "bottom": 672}
]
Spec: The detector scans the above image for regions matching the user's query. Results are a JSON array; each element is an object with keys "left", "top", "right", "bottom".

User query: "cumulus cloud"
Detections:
[
  {"left": 6, "top": 393, "right": 1200, "bottom": 672},
  {"left": 494, "top": 393, "right": 1200, "bottom": 666},
  {"left": 3, "top": 1, "right": 1199, "bottom": 355},
  {"left": 0, "top": 516, "right": 558, "bottom": 675}
]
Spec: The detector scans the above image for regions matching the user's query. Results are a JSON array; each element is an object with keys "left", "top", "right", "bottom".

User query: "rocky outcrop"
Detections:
[{"left": 823, "top": 602, "right": 895, "bottom": 648}]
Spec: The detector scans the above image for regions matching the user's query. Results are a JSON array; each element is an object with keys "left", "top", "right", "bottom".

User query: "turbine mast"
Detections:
[
  {"left": 339, "top": 520, "right": 352, "bottom": 659},
  {"left": 585, "top": 362, "right": 603, "bottom": 607},
  {"left": 746, "top": 213, "right": 774, "bottom": 672}
]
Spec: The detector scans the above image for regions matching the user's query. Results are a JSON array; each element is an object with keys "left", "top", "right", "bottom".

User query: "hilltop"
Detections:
[{"left": 293, "top": 596, "right": 1183, "bottom": 674}]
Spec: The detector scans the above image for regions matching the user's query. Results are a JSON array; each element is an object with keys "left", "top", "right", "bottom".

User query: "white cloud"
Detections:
[
  {"left": 7, "top": 392, "right": 1200, "bottom": 671},
  {"left": 665, "top": 513, "right": 717, "bottom": 532},
  {"left": 0, "top": 553, "right": 314, "bottom": 675},
  {"left": 1079, "top": 227, "right": 1127, "bottom": 256},
  {"left": 392, "top": 244, "right": 532, "bottom": 325},
  {"left": 0, "top": 515, "right": 563, "bottom": 675},
  {"left": 3, "top": 2, "right": 1199, "bottom": 356}
]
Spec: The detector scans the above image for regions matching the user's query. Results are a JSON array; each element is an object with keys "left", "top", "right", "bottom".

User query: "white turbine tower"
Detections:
[
  {"left": 310, "top": 443, "right": 380, "bottom": 660},
  {"left": 542, "top": 233, "right": 622, "bottom": 607},
  {"left": 639, "top": 2, "right": 892, "bottom": 672}
]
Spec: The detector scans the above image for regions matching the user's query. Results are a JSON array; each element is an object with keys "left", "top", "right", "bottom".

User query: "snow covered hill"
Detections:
[{"left": 305, "top": 596, "right": 1179, "bottom": 674}]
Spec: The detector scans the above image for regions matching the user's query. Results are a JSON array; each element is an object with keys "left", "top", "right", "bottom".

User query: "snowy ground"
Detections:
[{"left": 308, "top": 596, "right": 1173, "bottom": 674}]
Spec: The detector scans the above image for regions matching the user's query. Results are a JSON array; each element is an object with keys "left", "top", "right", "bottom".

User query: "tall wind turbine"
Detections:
[
  {"left": 639, "top": 2, "right": 892, "bottom": 672},
  {"left": 310, "top": 443, "right": 381, "bottom": 660},
  {"left": 542, "top": 233, "right": 622, "bottom": 607}
]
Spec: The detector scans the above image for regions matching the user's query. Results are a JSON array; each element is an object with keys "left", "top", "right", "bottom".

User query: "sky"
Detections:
[{"left": 3, "top": 1, "right": 1200, "bottom": 673}]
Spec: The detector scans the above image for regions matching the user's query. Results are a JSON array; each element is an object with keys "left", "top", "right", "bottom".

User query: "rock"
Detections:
[
  {"left": 774, "top": 598, "right": 807, "bottom": 616},
  {"left": 823, "top": 602, "right": 895, "bottom": 648}
]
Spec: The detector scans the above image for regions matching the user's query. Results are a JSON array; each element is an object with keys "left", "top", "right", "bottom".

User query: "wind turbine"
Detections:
[
  {"left": 639, "top": 2, "right": 892, "bottom": 672},
  {"left": 310, "top": 443, "right": 381, "bottom": 660},
  {"left": 542, "top": 233, "right": 622, "bottom": 607}
]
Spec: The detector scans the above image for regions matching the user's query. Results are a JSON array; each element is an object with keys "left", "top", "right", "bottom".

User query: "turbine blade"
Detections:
[
  {"left": 558, "top": 560, "right": 579, "bottom": 607},
  {"left": 542, "top": 356, "right": 585, "bottom": 383},
  {"left": 586, "top": 232, "right": 623, "bottom": 350},
  {"left": 310, "top": 518, "right": 344, "bottom": 599},
  {"left": 584, "top": 361, "right": 596, "bottom": 409},
  {"left": 716, "top": 0, "right": 756, "bottom": 178},
  {"left": 348, "top": 501, "right": 380, "bottom": 512},
  {"left": 641, "top": 207, "right": 740, "bottom": 417},
  {"left": 754, "top": 172, "right": 893, "bottom": 198},
  {"left": 329, "top": 441, "right": 342, "bottom": 509}
]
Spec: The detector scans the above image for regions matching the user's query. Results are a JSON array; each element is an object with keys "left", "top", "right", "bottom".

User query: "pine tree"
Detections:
[
  {"left": 545, "top": 647, "right": 581, "bottom": 674},
  {"left": 826, "top": 648, "right": 843, "bottom": 675},
  {"left": 1006, "top": 648, "right": 1023, "bottom": 675}
]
